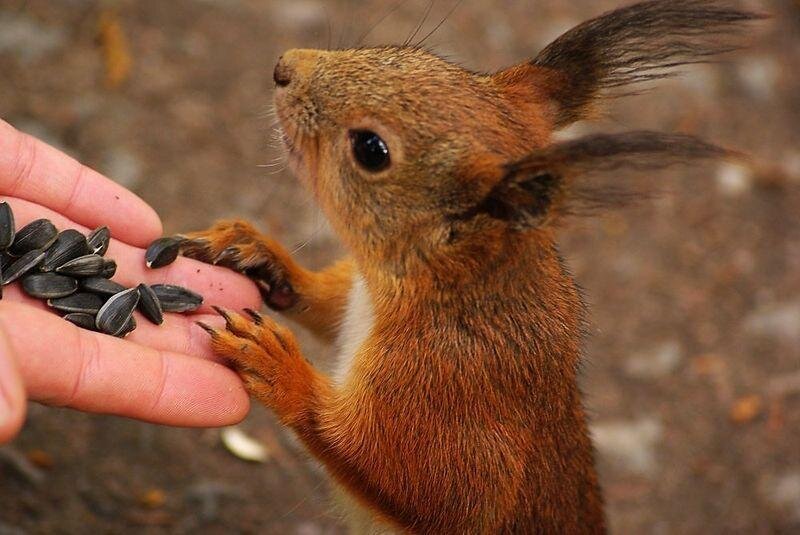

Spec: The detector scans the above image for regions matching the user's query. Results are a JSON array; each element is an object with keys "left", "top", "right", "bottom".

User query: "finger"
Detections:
[
  {"left": 0, "top": 328, "right": 26, "bottom": 443},
  {"left": 3, "top": 281, "right": 225, "bottom": 361},
  {"left": 126, "top": 314, "right": 227, "bottom": 363},
  {"left": 0, "top": 119, "right": 162, "bottom": 247},
  {"left": 4, "top": 284, "right": 234, "bottom": 363},
  {"left": 0, "top": 302, "right": 250, "bottom": 427},
  {"left": 5, "top": 198, "right": 262, "bottom": 312}
]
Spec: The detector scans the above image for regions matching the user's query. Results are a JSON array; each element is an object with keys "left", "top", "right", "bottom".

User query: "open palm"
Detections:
[{"left": 0, "top": 119, "right": 263, "bottom": 442}]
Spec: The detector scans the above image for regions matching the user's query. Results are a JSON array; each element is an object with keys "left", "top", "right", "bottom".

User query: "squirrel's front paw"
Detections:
[
  {"left": 199, "top": 307, "right": 317, "bottom": 426},
  {"left": 179, "top": 220, "right": 298, "bottom": 310}
]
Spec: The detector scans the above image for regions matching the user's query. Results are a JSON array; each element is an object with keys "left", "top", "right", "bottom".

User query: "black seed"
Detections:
[
  {"left": 10, "top": 219, "right": 58, "bottom": 256},
  {"left": 48, "top": 292, "right": 106, "bottom": 314},
  {"left": 22, "top": 273, "right": 79, "bottom": 299},
  {"left": 115, "top": 315, "right": 137, "bottom": 338},
  {"left": 101, "top": 259, "right": 117, "bottom": 278},
  {"left": 151, "top": 284, "right": 203, "bottom": 313},
  {"left": 63, "top": 313, "right": 98, "bottom": 331},
  {"left": 137, "top": 283, "right": 163, "bottom": 325},
  {"left": 80, "top": 277, "right": 126, "bottom": 296},
  {"left": 145, "top": 237, "right": 183, "bottom": 269},
  {"left": 0, "top": 201, "right": 15, "bottom": 250},
  {"left": 0, "top": 252, "right": 13, "bottom": 271},
  {"left": 96, "top": 287, "right": 140, "bottom": 336},
  {"left": 3, "top": 249, "right": 46, "bottom": 285},
  {"left": 41, "top": 229, "right": 91, "bottom": 272},
  {"left": 86, "top": 226, "right": 111, "bottom": 256},
  {"left": 55, "top": 254, "right": 105, "bottom": 277}
]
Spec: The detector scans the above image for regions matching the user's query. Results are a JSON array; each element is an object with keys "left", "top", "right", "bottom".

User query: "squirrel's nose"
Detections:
[
  {"left": 273, "top": 57, "right": 293, "bottom": 87},
  {"left": 273, "top": 49, "right": 325, "bottom": 88}
]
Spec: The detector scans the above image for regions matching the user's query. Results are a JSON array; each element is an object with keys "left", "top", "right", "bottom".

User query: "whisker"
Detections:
[
  {"left": 356, "top": 0, "right": 410, "bottom": 47},
  {"left": 337, "top": 0, "right": 355, "bottom": 49},
  {"left": 415, "top": 0, "right": 463, "bottom": 48},
  {"left": 323, "top": 4, "right": 333, "bottom": 51},
  {"left": 404, "top": 0, "right": 435, "bottom": 47}
]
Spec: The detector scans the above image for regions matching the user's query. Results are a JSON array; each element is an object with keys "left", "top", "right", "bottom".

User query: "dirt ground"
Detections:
[{"left": 0, "top": 0, "right": 798, "bottom": 533}]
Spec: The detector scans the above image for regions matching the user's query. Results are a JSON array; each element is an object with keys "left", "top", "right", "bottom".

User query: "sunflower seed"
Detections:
[
  {"left": 137, "top": 283, "right": 163, "bottom": 325},
  {"left": 3, "top": 249, "right": 46, "bottom": 285},
  {"left": 9, "top": 219, "right": 58, "bottom": 256},
  {"left": 80, "top": 277, "right": 127, "bottom": 296},
  {"left": 115, "top": 315, "right": 137, "bottom": 338},
  {"left": 41, "top": 230, "right": 91, "bottom": 272},
  {"left": 22, "top": 273, "right": 79, "bottom": 299},
  {"left": 101, "top": 259, "right": 117, "bottom": 279},
  {"left": 0, "top": 201, "right": 15, "bottom": 250},
  {"left": 86, "top": 226, "right": 111, "bottom": 256},
  {"left": 63, "top": 313, "right": 98, "bottom": 331},
  {"left": 48, "top": 292, "right": 106, "bottom": 315},
  {"left": 151, "top": 284, "right": 203, "bottom": 313},
  {"left": 95, "top": 287, "right": 140, "bottom": 336},
  {"left": 55, "top": 254, "right": 105, "bottom": 277},
  {"left": 145, "top": 237, "right": 183, "bottom": 269},
  {"left": 0, "top": 252, "right": 13, "bottom": 271}
]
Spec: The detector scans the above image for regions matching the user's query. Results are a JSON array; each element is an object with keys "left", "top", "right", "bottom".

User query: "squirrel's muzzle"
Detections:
[{"left": 273, "top": 49, "right": 324, "bottom": 89}]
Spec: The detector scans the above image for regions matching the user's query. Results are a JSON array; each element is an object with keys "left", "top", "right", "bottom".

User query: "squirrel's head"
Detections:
[{"left": 273, "top": 1, "right": 761, "bottom": 280}]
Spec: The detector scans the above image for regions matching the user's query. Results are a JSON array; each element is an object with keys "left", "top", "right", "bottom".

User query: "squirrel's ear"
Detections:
[
  {"left": 492, "top": 0, "right": 766, "bottom": 128},
  {"left": 453, "top": 132, "right": 737, "bottom": 229}
]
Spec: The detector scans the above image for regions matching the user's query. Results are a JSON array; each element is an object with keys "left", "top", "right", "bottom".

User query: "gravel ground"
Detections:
[{"left": 1, "top": 1, "right": 798, "bottom": 533}]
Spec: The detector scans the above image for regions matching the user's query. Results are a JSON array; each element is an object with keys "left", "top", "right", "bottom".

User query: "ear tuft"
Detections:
[
  {"left": 456, "top": 131, "right": 739, "bottom": 229},
  {"left": 505, "top": 0, "right": 768, "bottom": 128}
]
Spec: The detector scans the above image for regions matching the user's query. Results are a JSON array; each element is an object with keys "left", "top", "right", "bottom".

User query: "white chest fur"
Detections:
[{"left": 334, "top": 274, "right": 375, "bottom": 384}]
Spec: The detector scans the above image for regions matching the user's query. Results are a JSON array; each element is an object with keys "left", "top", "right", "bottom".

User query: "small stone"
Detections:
[
  {"left": 744, "top": 302, "right": 800, "bottom": 343},
  {"left": 591, "top": 417, "right": 663, "bottom": 476},
  {"left": 0, "top": 13, "right": 67, "bottom": 63},
  {"left": 624, "top": 341, "right": 683, "bottom": 379},
  {"left": 716, "top": 162, "right": 753, "bottom": 197}
]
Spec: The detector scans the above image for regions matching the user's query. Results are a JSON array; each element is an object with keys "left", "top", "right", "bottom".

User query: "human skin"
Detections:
[{"left": 0, "top": 118, "right": 263, "bottom": 443}]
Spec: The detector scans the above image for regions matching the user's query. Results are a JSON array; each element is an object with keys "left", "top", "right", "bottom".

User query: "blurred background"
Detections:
[{"left": 0, "top": 0, "right": 798, "bottom": 533}]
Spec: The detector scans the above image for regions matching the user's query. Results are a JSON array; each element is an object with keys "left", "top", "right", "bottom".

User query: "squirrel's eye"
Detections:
[{"left": 349, "top": 130, "right": 390, "bottom": 173}]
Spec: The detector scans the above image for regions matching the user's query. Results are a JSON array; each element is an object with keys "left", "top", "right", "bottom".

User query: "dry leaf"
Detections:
[
  {"left": 26, "top": 449, "right": 54, "bottom": 469},
  {"left": 691, "top": 354, "right": 726, "bottom": 377},
  {"left": 98, "top": 10, "right": 132, "bottom": 88},
  {"left": 730, "top": 394, "right": 763, "bottom": 424},
  {"left": 139, "top": 488, "right": 167, "bottom": 509}
]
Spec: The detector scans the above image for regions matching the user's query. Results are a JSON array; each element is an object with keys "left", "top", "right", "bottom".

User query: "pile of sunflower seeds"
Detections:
[{"left": 0, "top": 201, "right": 203, "bottom": 337}]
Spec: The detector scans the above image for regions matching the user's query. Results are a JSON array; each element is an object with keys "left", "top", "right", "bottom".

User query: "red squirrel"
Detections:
[{"left": 183, "top": 1, "right": 763, "bottom": 532}]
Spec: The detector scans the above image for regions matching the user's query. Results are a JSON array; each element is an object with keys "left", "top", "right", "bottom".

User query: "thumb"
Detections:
[{"left": 0, "top": 326, "right": 26, "bottom": 443}]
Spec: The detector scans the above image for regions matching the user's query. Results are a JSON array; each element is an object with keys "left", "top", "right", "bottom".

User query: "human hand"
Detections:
[{"left": 0, "top": 119, "right": 263, "bottom": 443}]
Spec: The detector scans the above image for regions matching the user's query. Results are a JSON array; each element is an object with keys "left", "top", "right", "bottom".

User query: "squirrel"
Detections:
[{"left": 183, "top": 1, "right": 764, "bottom": 533}]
